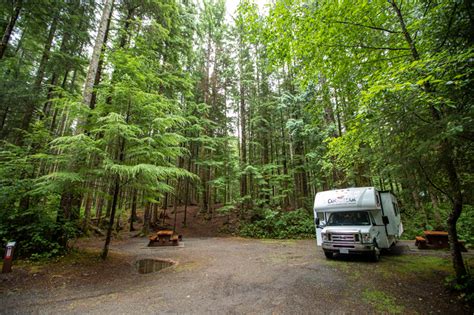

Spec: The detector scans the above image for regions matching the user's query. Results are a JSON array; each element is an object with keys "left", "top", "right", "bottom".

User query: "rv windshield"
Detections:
[{"left": 327, "top": 211, "right": 371, "bottom": 226}]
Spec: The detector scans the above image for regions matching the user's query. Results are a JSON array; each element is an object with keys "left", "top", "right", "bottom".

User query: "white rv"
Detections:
[{"left": 313, "top": 187, "right": 403, "bottom": 261}]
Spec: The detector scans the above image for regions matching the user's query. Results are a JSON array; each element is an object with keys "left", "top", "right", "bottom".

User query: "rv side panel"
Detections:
[{"left": 380, "top": 192, "right": 402, "bottom": 237}]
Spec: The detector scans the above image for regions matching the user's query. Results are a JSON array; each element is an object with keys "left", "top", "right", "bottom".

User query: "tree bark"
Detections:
[
  {"left": 101, "top": 174, "right": 120, "bottom": 260},
  {"left": 129, "top": 189, "right": 138, "bottom": 231},
  {"left": 18, "top": 13, "right": 58, "bottom": 140},
  {"left": 82, "top": 192, "right": 94, "bottom": 232},
  {"left": 441, "top": 140, "right": 467, "bottom": 279},
  {"left": 142, "top": 202, "right": 151, "bottom": 235},
  {"left": 101, "top": 95, "right": 130, "bottom": 259},
  {"left": 0, "top": 0, "right": 21, "bottom": 59},
  {"left": 239, "top": 67, "right": 247, "bottom": 206},
  {"left": 83, "top": 0, "right": 114, "bottom": 108}
]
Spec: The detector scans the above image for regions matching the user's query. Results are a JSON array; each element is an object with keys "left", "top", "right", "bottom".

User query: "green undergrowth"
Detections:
[
  {"left": 327, "top": 254, "right": 474, "bottom": 307},
  {"left": 239, "top": 208, "right": 314, "bottom": 239},
  {"left": 382, "top": 255, "right": 452, "bottom": 277},
  {"left": 8, "top": 248, "right": 126, "bottom": 275},
  {"left": 362, "top": 289, "right": 405, "bottom": 314},
  {"left": 13, "top": 248, "right": 102, "bottom": 268},
  {"left": 326, "top": 254, "right": 455, "bottom": 279},
  {"left": 446, "top": 274, "right": 474, "bottom": 305},
  {"left": 0, "top": 205, "right": 78, "bottom": 260}
]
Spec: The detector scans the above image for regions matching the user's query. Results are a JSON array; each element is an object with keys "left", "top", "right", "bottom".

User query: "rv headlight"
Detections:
[
  {"left": 322, "top": 232, "right": 329, "bottom": 241},
  {"left": 361, "top": 233, "right": 371, "bottom": 243}
]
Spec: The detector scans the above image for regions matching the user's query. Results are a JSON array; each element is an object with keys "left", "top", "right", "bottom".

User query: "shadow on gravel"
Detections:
[
  {"left": 384, "top": 244, "right": 409, "bottom": 256},
  {"left": 327, "top": 244, "right": 408, "bottom": 262},
  {"left": 328, "top": 254, "right": 378, "bottom": 263}
]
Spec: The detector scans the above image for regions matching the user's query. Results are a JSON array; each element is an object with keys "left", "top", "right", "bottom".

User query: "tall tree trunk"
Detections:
[
  {"left": 89, "top": 2, "right": 114, "bottom": 110},
  {"left": 59, "top": 189, "right": 82, "bottom": 222},
  {"left": 101, "top": 174, "right": 120, "bottom": 260},
  {"left": 142, "top": 202, "right": 151, "bottom": 235},
  {"left": 18, "top": 13, "right": 58, "bottom": 141},
  {"left": 239, "top": 72, "right": 247, "bottom": 207},
  {"left": 182, "top": 155, "right": 192, "bottom": 227},
  {"left": 129, "top": 189, "right": 138, "bottom": 231},
  {"left": 0, "top": 0, "right": 21, "bottom": 59},
  {"left": 441, "top": 140, "right": 466, "bottom": 280},
  {"left": 82, "top": 191, "right": 94, "bottom": 232},
  {"left": 83, "top": 0, "right": 114, "bottom": 108},
  {"left": 95, "top": 195, "right": 104, "bottom": 223},
  {"left": 0, "top": 107, "right": 9, "bottom": 134},
  {"left": 173, "top": 186, "right": 179, "bottom": 232},
  {"left": 50, "top": 70, "right": 70, "bottom": 132},
  {"left": 101, "top": 94, "right": 131, "bottom": 259}
]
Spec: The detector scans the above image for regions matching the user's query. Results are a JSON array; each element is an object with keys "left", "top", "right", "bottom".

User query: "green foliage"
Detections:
[
  {"left": 401, "top": 203, "right": 474, "bottom": 247},
  {"left": 0, "top": 206, "right": 77, "bottom": 259},
  {"left": 362, "top": 289, "right": 404, "bottom": 314},
  {"left": 0, "top": 141, "right": 74, "bottom": 259},
  {"left": 458, "top": 205, "right": 474, "bottom": 246},
  {"left": 240, "top": 209, "right": 314, "bottom": 239},
  {"left": 446, "top": 272, "right": 474, "bottom": 305}
]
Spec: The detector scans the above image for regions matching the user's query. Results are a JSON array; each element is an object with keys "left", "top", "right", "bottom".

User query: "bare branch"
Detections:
[
  {"left": 418, "top": 161, "right": 454, "bottom": 203},
  {"left": 434, "top": 3, "right": 458, "bottom": 52},
  {"left": 323, "top": 44, "right": 410, "bottom": 51},
  {"left": 329, "top": 20, "right": 401, "bottom": 34},
  {"left": 359, "top": 54, "right": 412, "bottom": 64},
  {"left": 388, "top": 0, "right": 420, "bottom": 60}
]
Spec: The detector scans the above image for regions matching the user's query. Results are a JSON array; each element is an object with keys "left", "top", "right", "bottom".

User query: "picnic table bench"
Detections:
[{"left": 415, "top": 230, "right": 467, "bottom": 251}]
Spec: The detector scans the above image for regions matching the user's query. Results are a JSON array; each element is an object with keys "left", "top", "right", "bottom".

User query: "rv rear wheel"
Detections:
[{"left": 323, "top": 250, "right": 333, "bottom": 259}]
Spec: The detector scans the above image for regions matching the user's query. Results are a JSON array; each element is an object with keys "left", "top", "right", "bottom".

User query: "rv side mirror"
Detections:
[
  {"left": 382, "top": 216, "right": 389, "bottom": 225},
  {"left": 315, "top": 218, "right": 320, "bottom": 226}
]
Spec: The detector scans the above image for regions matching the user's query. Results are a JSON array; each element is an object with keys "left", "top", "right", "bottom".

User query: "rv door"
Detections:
[{"left": 314, "top": 213, "right": 325, "bottom": 246}]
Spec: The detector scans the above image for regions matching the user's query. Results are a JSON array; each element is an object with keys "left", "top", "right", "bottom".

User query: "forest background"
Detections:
[{"left": 0, "top": 0, "right": 472, "bottom": 282}]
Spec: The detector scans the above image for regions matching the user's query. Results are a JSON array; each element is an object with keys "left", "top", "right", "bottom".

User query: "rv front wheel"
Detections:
[
  {"left": 323, "top": 250, "right": 333, "bottom": 259},
  {"left": 370, "top": 242, "right": 380, "bottom": 262}
]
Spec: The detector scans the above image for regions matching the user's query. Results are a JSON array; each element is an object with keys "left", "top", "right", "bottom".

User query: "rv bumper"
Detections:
[{"left": 322, "top": 242, "right": 374, "bottom": 253}]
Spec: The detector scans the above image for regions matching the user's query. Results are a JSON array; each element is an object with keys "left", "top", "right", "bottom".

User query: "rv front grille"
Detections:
[{"left": 331, "top": 233, "right": 357, "bottom": 243}]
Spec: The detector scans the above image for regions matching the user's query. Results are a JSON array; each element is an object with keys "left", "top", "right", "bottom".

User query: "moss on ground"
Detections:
[
  {"left": 324, "top": 254, "right": 474, "bottom": 313},
  {"left": 381, "top": 255, "right": 451, "bottom": 277},
  {"left": 362, "top": 288, "right": 405, "bottom": 314}
]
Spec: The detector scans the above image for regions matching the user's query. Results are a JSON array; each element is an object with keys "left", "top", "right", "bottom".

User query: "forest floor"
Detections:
[{"left": 0, "top": 206, "right": 473, "bottom": 314}]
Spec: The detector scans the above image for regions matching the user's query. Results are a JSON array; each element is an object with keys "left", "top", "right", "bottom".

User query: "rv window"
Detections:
[
  {"left": 392, "top": 202, "right": 399, "bottom": 216},
  {"left": 327, "top": 211, "right": 371, "bottom": 226}
]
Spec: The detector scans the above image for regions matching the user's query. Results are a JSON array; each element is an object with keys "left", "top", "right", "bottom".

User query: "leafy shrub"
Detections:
[
  {"left": 457, "top": 205, "right": 474, "bottom": 246},
  {"left": 0, "top": 206, "right": 77, "bottom": 259},
  {"left": 0, "top": 142, "right": 78, "bottom": 259},
  {"left": 446, "top": 273, "right": 474, "bottom": 305},
  {"left": 240, "top": 208, "right": 315, "bottom": 239}
]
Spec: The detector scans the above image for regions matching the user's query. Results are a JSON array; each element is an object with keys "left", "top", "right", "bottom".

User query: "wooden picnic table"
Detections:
[
  {"left": 415, "top": 230, "right": 467, "bottom": 251},
  {"left": 157, "top": 230, "right": 173, "bottom": 241},
  {"left": 148, "top": 230, "right": 181, "bottom": 247},
  {"left": 423, "top": 230, "right": 449, "bottom": 248}
]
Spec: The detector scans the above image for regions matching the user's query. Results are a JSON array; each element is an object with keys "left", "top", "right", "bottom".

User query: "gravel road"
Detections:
[{"left": 0, "top": 237, "right": 470, "bottom": 314}]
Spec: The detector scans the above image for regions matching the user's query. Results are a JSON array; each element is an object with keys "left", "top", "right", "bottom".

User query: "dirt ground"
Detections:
[{"left": 0, "top": 207, "right": 472, "bottom": 314}]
